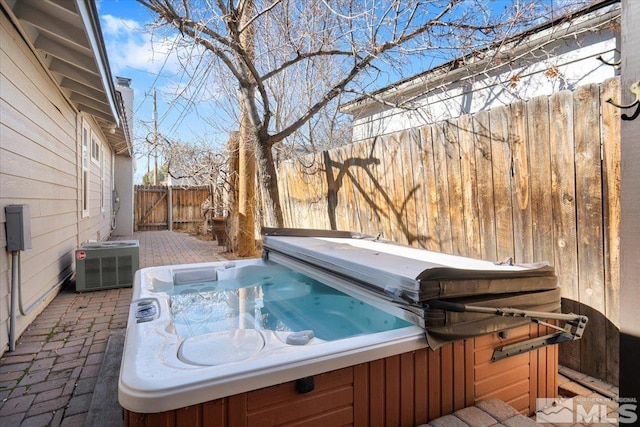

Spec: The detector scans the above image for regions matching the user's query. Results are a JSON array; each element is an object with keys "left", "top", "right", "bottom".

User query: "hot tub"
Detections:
[
  {"left": 119, "top": 258, "right": 425, "bottom": 413},
  {"left": 119, "top": 229, "right": 573, "bottom": 426}
]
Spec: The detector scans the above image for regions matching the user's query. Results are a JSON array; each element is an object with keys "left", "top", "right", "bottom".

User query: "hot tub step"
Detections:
[
  {"left": 416, "top": 398, "right": 537, "bottom": 427},
  {"left": 85, "top": 330, "right": 125, "bottom": 427}
]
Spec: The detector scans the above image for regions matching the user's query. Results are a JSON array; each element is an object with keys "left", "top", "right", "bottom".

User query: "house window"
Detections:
[
  {"left": 91, "top": 133, "right": 100, "bottom": 164},
  {"left": 82, "top": 124, "right": 90, "bottom": 217}
]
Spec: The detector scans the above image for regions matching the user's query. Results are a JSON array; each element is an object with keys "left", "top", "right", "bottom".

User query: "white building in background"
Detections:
[{"left": 341, "top": 0, "right": 620, "bottom": 142}]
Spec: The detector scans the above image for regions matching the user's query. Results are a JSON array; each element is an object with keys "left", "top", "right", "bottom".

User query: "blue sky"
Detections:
[{"left": 97, "top": 0, "right": 223, "bottom": 182}]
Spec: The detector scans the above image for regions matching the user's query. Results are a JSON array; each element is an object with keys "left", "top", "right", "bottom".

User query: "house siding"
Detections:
[{"left": 0, "top": 11, "right": 114, "bottom": 353}]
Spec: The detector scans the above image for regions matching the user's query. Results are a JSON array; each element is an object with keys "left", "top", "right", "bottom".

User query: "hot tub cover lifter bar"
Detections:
[
  {"left": 261, "top": 228, "right": 588, "bottom": 360},
  {"left": 425, "top": 299, "right": 587, "bottom": 361}
]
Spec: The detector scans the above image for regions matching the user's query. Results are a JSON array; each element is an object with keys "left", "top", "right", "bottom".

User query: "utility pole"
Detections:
[{"left": 153, "top": 89, "right": 158, "bottom": 185}]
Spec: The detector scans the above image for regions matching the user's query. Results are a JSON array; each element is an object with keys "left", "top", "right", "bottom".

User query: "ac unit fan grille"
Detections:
[{"left": 75, "top": 241, "right": 139, "bottom": 292}]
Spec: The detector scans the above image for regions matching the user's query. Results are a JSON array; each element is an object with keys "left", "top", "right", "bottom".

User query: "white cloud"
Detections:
[
  {"left": 101, "top": 14, "right": 182, "bottom": 75},
  {"left": 101, "top": 14, "right": 141, "bottom": 34}
]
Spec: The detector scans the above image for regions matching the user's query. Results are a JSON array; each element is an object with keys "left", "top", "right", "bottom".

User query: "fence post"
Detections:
[{"left": 167, "top": 186, "right": 173, "bottom": 231}]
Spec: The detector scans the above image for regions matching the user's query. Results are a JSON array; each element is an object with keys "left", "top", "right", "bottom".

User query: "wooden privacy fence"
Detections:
[
  {"left": 134, "top": 185, "right": 212, "bottom": 232},
  {"left": 277, "top": 78, "right": 620, "bottom": 385}
]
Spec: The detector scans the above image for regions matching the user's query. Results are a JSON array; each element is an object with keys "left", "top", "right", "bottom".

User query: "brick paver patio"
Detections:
[{"left": 0, "top": 231, "right": 226, "bottom": 427}]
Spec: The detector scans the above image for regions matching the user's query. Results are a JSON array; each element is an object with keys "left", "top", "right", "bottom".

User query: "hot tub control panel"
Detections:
[{"left": 134, "top": 299, "right": 159, "bottom": 323}]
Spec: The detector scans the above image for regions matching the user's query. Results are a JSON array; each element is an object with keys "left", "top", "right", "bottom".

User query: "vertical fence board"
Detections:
[
  {"left": 334, "top": 146, "right": 352, "bottom": 231},
  {"left": 442, "top": 120, "right": 465, "bottom": 256},
  {"left": 601, "top": 78, "right": 620, "bottom": 385},
  {"left": 380, "top": 134, "right": 398, "bottom": 242},
  {"left": 291, "top": 156, "right": 308, "bottom": 229},
  {"left": 472, "top": 111, "right": 498, "bottom": 261},
  {"left": 458, "top": 115, "right": 481, "bottom": 259},
  {"left": 316, "top": 153, "right": 329, "bottom": 230},
  {"left": 432, "top": 123, "right": 453, "bottom": 253},
  {"left": 400, "top": 130, "right": 419, "bottom": 246},
  {"left": 348, "top": 144, "right": 363, "bottom": 233},
  {"left": 353, "top": 141, "right": 371, "bottom": 234},
  {"left": 574, "top": 84, "right": 607, "bottom": 381},
  {"left": 344, "top": 144, "right": 360, "bottom": 232},
  {"left": 362, "top": 138, "right": 382, "bottom": 235},
  {"left": 373, "top": 136, "right": 393, "bottom": 240},
  {"left": 406, "top": 130, "right": 426, "bottom": 247},
  {"left": 526, "top": 96, "right": 555, "bottom": 264},
  {"left": 396, "top": 129, "right": 416, "bottom": 246},
  {"left": 419, "top": 126, "right": 441, "bottom": 252},
  {"left": 574, "top": 84, "right": 606, "bottom": 312},
  {"left": 295, "top": 154, "right": 321, "bottom": 229},
  {"left": 408, "top": 131, "right": 429, "bottom": 248},
  {"left": 549, "top": 90, "right": 581, "bottom": 370},
  {"left": 386, "top": 132, "right": 407, "bottom": 244},
  {"left": 310, "top": 152, "right": 329, "bottom": 230},
  {"left": 601, "top": 78, "right": 621, "bottom": 326},
  {"left": 347, "top": 144, "right": 363, "bottom": 232},
  {"left": 509, "top": 101, "right": 533, "bottom": 264},
  {"left": 329, "top": 150, "right": 349, "bottom": 230},
  {"left": 489, "top": 106, "right": 515, "bottom": 262},
  {"left": 549, "top": 91, "right": 579, "bottom": 301}
]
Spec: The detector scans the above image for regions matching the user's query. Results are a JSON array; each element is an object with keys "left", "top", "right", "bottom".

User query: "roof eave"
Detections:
[{"left": 1, "top": 0, "right": 132, "bottom": 157}]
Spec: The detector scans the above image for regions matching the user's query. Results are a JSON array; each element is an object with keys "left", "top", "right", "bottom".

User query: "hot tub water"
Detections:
[{"left": 169, "top": 265, "right": 412, "bottom": 341}]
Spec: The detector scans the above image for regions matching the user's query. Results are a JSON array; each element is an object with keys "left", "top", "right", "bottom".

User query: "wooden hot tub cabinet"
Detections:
[{"left": 122, "top": 323, "right": 557, "bottom": 427}]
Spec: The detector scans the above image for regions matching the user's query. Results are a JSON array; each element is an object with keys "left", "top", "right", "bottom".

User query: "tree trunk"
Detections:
[
  {"left": 237, "top": 113, "right": 256, "bottom": 256},
  {"left": 255, "top": 137, "right": 284, "bottom": 228},
  {"left": 236, "top": 0, "right": 258, "bottom": 257}
]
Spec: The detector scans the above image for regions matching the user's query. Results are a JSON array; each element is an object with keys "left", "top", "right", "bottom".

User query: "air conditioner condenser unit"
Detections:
[{"left": 75, "top": 240, "right": 140, "bottom": 292}]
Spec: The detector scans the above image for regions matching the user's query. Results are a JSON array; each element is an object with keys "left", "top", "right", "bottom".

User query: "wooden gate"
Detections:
[
  {"left": 135, "top": 185, "right": 168, "bottom": 231},
  {"left": 134, "top": 185, "right": 212, "bottom": 232}
]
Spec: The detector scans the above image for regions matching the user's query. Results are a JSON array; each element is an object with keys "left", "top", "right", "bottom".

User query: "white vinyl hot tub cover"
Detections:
[{"left": 262, "top": 228, "right": 561, "bottom": 348}]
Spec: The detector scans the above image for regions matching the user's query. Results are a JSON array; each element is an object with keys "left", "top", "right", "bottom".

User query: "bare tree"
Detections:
[
  {"left": 161, "top": 141, "right": 229, "bottom": 186},
  {"left": 137, "top": 0, "right": 590, "bottom": 228}
]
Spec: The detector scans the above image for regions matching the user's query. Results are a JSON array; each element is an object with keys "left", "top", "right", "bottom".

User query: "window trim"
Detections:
[
  {"left": 101, "top": 145, "right": 106, "bottom": 213},
  {"left": 82, "top": 121, "right": 90, "bottom": 218}
]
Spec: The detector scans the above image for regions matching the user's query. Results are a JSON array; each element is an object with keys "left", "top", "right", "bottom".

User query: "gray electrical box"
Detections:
[{"left": 5, "top": 205, "right": 32, "bottom": 251}]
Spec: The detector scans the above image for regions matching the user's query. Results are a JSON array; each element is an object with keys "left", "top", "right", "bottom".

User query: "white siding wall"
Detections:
[
  {"left": 350, "top": 28, "right": 619, "bottom": 142},
  {"left": 0, "top": 13, "right": 114, "bottom": 353}
]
